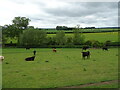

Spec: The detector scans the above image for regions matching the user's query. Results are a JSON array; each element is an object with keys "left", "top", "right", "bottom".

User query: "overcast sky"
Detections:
[{"left": 0, "top": 0, "right": 119, "bottom": 28}]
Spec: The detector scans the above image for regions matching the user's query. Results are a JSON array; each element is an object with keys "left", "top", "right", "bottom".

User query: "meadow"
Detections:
[
  {"left": 2, "top": 48, "right": 118, "bottom": 88},
  {"left": 48, "top": 32, "right": 118, "bottom": 42}
]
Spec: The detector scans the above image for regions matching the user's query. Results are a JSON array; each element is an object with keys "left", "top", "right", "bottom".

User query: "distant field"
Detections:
[{"left": 2, "top": 48, "right": 118, "bottom": 88}]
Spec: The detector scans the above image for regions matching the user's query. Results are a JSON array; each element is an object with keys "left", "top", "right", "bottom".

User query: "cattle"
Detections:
[
  {"left": 53, "top": 48, "right": 57, "bottom": 52},
  {"left": 102, "top": 47, "right": 108, "bottom": 51},
  {"left": 26, "top": 47, "right": 30, "bottom": 50},
  {"left": 33, "top": 50, "right": 36, "bottom": 55},
  {"left": 0, "top": 56, "right": 4, "bottom": 62},
  {"left": 25, "top": 56, "right": 35, "bottom": 61},
  {"left": 82, "top": 51, "right": 90, "bottom": 59}
]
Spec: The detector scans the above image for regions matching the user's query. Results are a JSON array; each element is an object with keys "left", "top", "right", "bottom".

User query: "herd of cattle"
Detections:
[
  {"left": 24, "top": 46, "right": 108, "bottom": 61},
  {"left": 0, "top": 46, "right": 109, "bottom": 62},
  {"left": 81, "top": 46, "right": 108, "bottom": 59}
]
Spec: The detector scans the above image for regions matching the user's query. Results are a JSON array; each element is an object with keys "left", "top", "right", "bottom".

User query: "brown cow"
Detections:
[{"left": 53, "top": 48, "right": 57, "bottom": 52}]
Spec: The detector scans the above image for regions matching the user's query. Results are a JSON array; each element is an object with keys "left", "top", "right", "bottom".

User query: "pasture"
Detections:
[
  {"left": 48, "top": 32, "right": 118, "bottom": 42},
  {"left": 2, "top": 48, "right": 118, "bottom": 88},
  {"left": 6, "top": 32, "right": 118, "bottom": 44}
]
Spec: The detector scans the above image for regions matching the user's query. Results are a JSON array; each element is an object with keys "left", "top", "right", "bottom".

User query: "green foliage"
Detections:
[
  {"left": 85, "top": 40, "right": 103, "bottom": 48},
  {"left": 84, "top": 40, "right": 92, "bottom": 46},
  {"left": 73, "top": 29, "right": 85, "bottom": 45},
  {"left": 12, "top": 16, "right": 31, "bottom": 29},
  {"left": 56, "top": 26, "right": 68, "bottom": 30},
  {"left": 46, "top": 37, "right": 56, "bottom": 45},
  {"left": 55, "top": 31, "right": 66, "bottom": 45},
  {"left": 2, "top": 35, "right": 7, "bottom": 45},
  {"left": 66, "top": 37, "right": 73, "bottom": 45},
  {"left": 19, "top": 30, "right": 47, "bottom": 47},
  {"left": 2, "top": 24, "right": 22, "bottom": 38}
]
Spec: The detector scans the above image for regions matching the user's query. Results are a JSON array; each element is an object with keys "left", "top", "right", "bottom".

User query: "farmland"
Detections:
[
  {"left": 2, "top": 48, "right": 118, "bottom": 88},
  {"left": 48, "top": 32, "right": 118, "bottom": 42}
]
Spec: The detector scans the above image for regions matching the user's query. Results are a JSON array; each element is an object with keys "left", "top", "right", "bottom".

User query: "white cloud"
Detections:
[{"left": 0, "top": 0, "right": 118, "bottom": 28}]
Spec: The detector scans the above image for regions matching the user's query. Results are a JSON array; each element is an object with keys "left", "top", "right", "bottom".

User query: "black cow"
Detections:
[
  {"left": 25, "top": 56, "right": 35, "bottom": 61},
  {"left": 102, "top": 47, "right": 108, "bottom": 51},
  {"left": 33, "top": 50, "right": 36, "bottom": 55},
  {"left": 82, "top": 51, "right": 90, "bottom": 59}
]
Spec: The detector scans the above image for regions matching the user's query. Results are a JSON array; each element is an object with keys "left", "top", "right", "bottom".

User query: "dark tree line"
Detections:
[{"left": 56, "top": 26, "right": 75, "bottom": 30}]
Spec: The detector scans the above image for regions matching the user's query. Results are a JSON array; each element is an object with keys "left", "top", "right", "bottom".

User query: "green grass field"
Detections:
[
  {"left": 2, "top": 48, "right": 118, "bottom": 88},
  {"left": 48, "top": 32, "right": 118, "bottom": 42}
]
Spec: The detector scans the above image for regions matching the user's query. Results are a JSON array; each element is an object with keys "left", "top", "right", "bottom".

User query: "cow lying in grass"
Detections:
[
  {"left": 82, "top": 51, "right": 90, "bottom": 60},
  {"left": 0, "top": 56, "right": 4, "bottom": 62},
  {"left": 25, "top": 56, "right": 35, "bottom": 61}
]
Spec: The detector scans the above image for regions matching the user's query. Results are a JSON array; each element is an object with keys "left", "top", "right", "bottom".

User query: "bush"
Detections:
[
  {"left": 92, "top": 41, "right": 103, "bottom": 48},
  {"left": 19, "top": 30, "right": 47, "bottom": 47},
  {"left": 84, "top": 40, "right": 103, "bottom": 48}
]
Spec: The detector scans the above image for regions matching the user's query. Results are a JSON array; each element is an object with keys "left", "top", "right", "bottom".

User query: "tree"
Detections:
[
  {"left": 2, "top": 24, "right": 22, "bottom": 39},
  {"left": 27, "top": 26, "right": 34, "bottom": 29},
  {"left": 104, "top": 40, "right": 111, "bottom": 46},
  {"left": 56, "top": 26, "right": 68, "bottom": 30},
  {"left": 12, "top": 16, "right": 31, "bottom": 30},
  {"left": 92, "top": 40, "right": 103, "bottom": 48},
  {"left": 19, "top": 30, "right": 47, "bottom": 47},
  {"left": 55, "top": 31, "right": 66, "bottom": 45},
  {"left": 66, "top": 37, "right": 73, "bottom": 45},
  {"left": 46, "top": 37, "right": 56, "bottom": 45},
  {"left": 73, "top": 29, "right": 85, "bottom": 45}
]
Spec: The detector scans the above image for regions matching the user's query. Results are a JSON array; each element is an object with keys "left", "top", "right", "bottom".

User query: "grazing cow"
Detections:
[
  {"left": 26, "top": 47, "right": 30, "bottom": 50},
  {"left": 82, "top": 51, "right": 90, "bottom": 59},
  {"left": 53, "top": 48, "right": 57, "bottom": 52},
  {"left": 25, "top": 56, "right": 35, "bottom": 61},
  {"left": 102, "top": 47, "right": 108, "bottom": 51},
  {"left": 0, "top": 56, "right": 4, "bottom": 62}
]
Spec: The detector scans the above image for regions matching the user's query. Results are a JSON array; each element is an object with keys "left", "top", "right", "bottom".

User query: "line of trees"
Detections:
[{"left": 19, "top": 29, "right": 85, "bottom": 47}]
